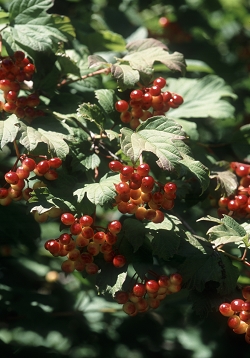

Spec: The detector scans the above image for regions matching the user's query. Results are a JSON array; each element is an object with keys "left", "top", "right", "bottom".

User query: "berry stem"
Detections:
[{"left": 57, "top": 67, "right": 111, "bottom": 88}]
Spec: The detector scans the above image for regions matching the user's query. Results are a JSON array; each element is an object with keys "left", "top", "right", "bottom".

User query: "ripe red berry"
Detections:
[
  {"left": 85, "top": 262, "right": 99, "bottom": 275},
  {"left": 146, "top": 279, "right": 160, "bottom": 293},
  {"left": 136, "top": 163, "right": 150, "bottom": 177},
  {"left": 153, "top": 77, "right": 166, "bottom": 89},
  {"left": 164, "top": 182, "right": 177, "bottom": 194},
  {"left": 5, "top": 171, "right": 19, "bottom": 184},
  {"left": 48, "top": 157, "right": 62, "bottom": 168},
  {"left": 113, "top": 254, "right": 126, "bottom": 268},
  {"left": 242, "top": 286, "right": 250, "bottom": 300},
  {"left": 227, "top": 315, "right": 241, "bottom": 329},
  {"left": 23, "top": 63, "right": 35, "bottom": 74},
  {"left": 108, "top": 220, "right": 122, "bottom": 234},
  {"left": 133, "top": 283, "right": 146, "bottom": 297},
  {"left": 109, "top": 160, "right": 123, "bottom": 172},
  {"left": 141, "top": 176, "right": 155, "bottom": 193},
  {"left": 115, "top": 100, "right": 129, "bottom": 112},
  {"left": 115, "top": 182, "right": 130, "bottom": 195},
  {"left": 172, "top": 93, "right": 184, "bottom": 106},
  {"left": 159, "top": 17, "right": 171, "bottom": 28},
  {"left": 36, "top": 160, "right": 50, "bottom": 175},
  {"left": 114, "top": 291, "right": 129, "bottom": 304},
  {"left": 219, "top": 303, "right": 234, "bottom": 317},
  {"left": 130, "top": 89, "right": 143, "bottom": 100},
  {"left": 79, "top": 215, "right": 93, "bottom": 227},
  {"left": 59, "top": 233, "right": 72, "bottom": 245},
  {"left": 230, "top": 299, "right": 244, "bottom": 312},
  {"left": 120, "top": 165, "right": 134, "bottom": 179},
  {"left": 61, "top": 212, "right": 75, "bottom": 226},
  {"left": 22, "top": 157, "right": 36, "bottom": 171},
  {"left": 0, "top": 187, "right": 9, "bottom": 199}
]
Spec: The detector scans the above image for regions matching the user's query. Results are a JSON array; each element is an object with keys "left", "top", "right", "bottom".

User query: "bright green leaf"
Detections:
[
  {"left": 73, "top": 173, "right": 120, "bottom": 206},
  {"left": 0, "top": 115, "right": 20, "bottom": 148}
]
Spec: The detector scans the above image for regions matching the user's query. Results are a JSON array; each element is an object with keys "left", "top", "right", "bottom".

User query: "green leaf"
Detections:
[
  {"left": 80, "top": 153, "right": 101, "bottom": 170},
  {"left": 179, "top": 251, "right": 239, "bottom": 294},
  {"left": 19, "top": 121, "right": 70, "bottom": 158},
  {"left": 167, "top": 75, "right": 237, "bottom": 120},
  {"left": 145, "top": 215, "right": 182, "bottom": 259},
  {"left": 51, "top": 14, "right": 76, "bottom": 40},
  {"left": 122, "top": 218, "right": 146, "bottom": 252},
  {"left": 85, "top": 30, "right": 126, "bottom": 52},
  {"left": 206, "top": 215, "right": 247, "bottom": 246},
  {"left": 210, "top": 163, "right": 238, "bottom": 196},
  {"left": 3, "top": 0, "right": 68, "bottom": 55},
  {"left": 77, "top": 103, "right": 105, "bottom": 132},
  {"left": 95, "top": 89, "right": 116, "bottom": 114},
  {"left": 88, "top": 55, "right": 108, "bottom": 69},
  {"left": 111, "top": 64, "right": 140, "bottom": 90},
  {"left": 56, "top": 54, "right": 81, "bottom": 77},
  {"left": 0, "top": 115, "right": 20, "bottom": 148},
  {"left": 73, "top": 173, "right": 120, "bottom": 206},
  {"left": 120, "top": 117, "right": 209, "bottom": 192},
  {"left": 124, "top": 38, "right": 186, "bottom": 76},
  {"left": 120, "top": 116, "right": 186, "bottom": 170}
]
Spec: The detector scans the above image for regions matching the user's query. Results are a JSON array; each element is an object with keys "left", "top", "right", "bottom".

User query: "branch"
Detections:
[{"left": 57, "top": 67, "right": 111, "bottom": 88}]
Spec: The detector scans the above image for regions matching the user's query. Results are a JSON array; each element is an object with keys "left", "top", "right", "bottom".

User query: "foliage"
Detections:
[{"left": 0, "top": 0, "right": 250, "bottom": 357}]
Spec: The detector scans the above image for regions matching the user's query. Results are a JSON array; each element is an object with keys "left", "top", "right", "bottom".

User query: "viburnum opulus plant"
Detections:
[{"left": 1, "top": 0, "right": 250, "bottom": 342}]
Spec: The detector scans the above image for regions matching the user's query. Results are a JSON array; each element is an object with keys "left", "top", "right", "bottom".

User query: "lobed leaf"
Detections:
[
  {"left": 73, "top": 173, "right": 120, "bottom": 206},
  {"left": 167, "top": 75, "right": 237, "bottom": 120},
  {"left": 0, "top": 115, "right": 20, "bottom": 148},
  {"left": 122, "top": 218, "right": 146, "bottom": 252},
  {"left": 124, "top": 38, "right": 186, "bottom": 75}
]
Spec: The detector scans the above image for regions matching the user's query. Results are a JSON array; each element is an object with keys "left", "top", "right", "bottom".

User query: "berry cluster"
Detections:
[
  {"left": 219, "top": 286, "right": 250, "bottom": 343},
  {"left": 0, "top": 155, "right": 62, "bottom": 208},
  {"left": 0, "top": 51, "right": 43, "bottom": 121},
  {"left": 114, "top": 273, "right": 182, "bottom": 315},
  {"left": 109, "top": 161, "right": 177, "bottom": 222},
  {"left": 218, "top": 162, "right": 250, "bottom": 219},
  {"left": 115, "top": 77, "right": 183, "bottom": 130},
  {"left": 44, "top": 214, "right": 126, "bottom": 275}
]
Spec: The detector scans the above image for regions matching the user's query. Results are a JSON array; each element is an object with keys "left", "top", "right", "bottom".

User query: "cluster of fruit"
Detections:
[
  {"left": 114, "top": 273, "right": 182, "bottom": 315},
  {"left": 0, "top": 51, "right": 43, "bottom": 121},
  {"left": 0, "top": 155, "right": 62, "bottom": 207},
  {"left": 114, "top": 76, "right": 184, "bottom": 130},
  {"left": 109, "top": 160, "right": 177, "bottom": 222},
  {"left": 218, "top": 162, "right": 250, "bottom": 219},
  {"left": 44, "top": 213, "right": 126, "bottom": 274},
  {"left": 219, "top": 286, "right": 250, "bottom": 343}
]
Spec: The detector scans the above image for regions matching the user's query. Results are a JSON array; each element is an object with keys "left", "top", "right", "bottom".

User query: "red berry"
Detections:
[
  {"left": 235, "top": 164, "right": 249, "bottom": 177},
  {"left": 141, "top": 176, "right": 155, "bottom": 193},
  {"left": 0, "top": 187, "right": 8, "bottom": 199},
  {"left": 230, "top": 299, "right": 244, "bottom": 312},
  {"left": 22, "top": 157, "right": 36, "bottom": 171},
  {"left": 120, "top": 165, "right": 134, "bottom": 179},
  {"left": 146, "top": 279, "right": 160, "bottom": 293},
  {"left": 172, "top": 93, "right": 184, "bottom": 106},
  {"left": 227, "top": 315, "right": 241, "bottom": 329},
  {"left": 133, "top": 283, "right": 146, "bottom": 297},
  {"left": 114, "top": 291, "right": 129, "bottom": 304},
  {"left": 85, "top": 262, "right": 99, "bottom": 275},
  {"left": 5, "top": 171, "right": 19, "bottom": 184},
  {"left": 219, "top": 303, "right": 234, "bottom": 317},
  {"left": 149, "top": 85, "right": 161, "bottom": 96},
  {"left": 26, "top": 93, "right": 40, "bottom": 107},
  {"left": 44, "top": 169, "right": 58, "bottom": 181},
  {"left": 164, "top": 182, "right": 177, "bottom": 194},
  {"left": 136, "top": 163, "right": 150, "bottom": 177},
  {"left": 59, "top": 233, "right": 72, "bottom": 245},
  {"left": 242, "top": 286, "right": 250, "bottom": 300},
  {"left": 93, "top": 231, "right": 106, "bottom": 244},
  {"left": 115, "top": 100, "right": 129, "bottom": 112},
  {"left": 153, "top": 77, "right": 166, "bottom": 89},
  {"left": 159, "top": 17, "right": 171, "bottom": 28},
  {"left": 113, "top": 254, "right": 126, "bottom": 268},
  {"left": 79, "top": 215, "right": 93, "bottom": 227},
  {"left": 123, "top": 301, "right": 137, "bottom": 315},
  {"left": 48, "top": 157, "right": 62, "bottom": 168},
  {"left": 81, "top": 226, "right": 94, "bottom": 239},
  {"left": 61, "top": 212, "right": 75, "bottom": 226},
  {"left": 36, "top": 160, "right": 50, "bottom": 175},
  {"left": 109, "top": 160, "right": 123, "bottom": 172},
  {"left": 23, "top": 63, "right": 35, "bottom": 74},
  {"left": 130, "top": 89, "right": 143, "bottom": 100},
  {"left": 108, "top": 220, "right": 122, "bottom": 234},
  {"left": 115, "top": 182, "right": 130, "bottom": 195},
  {"left": 13, "top": 51, "right": 25, "bottom": 62},
  {"left": 70, "top": 222, "right": 82, "bottom": 235},
  {"left": 120, "top": 111, "right": 132, "bottom": 123}
]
